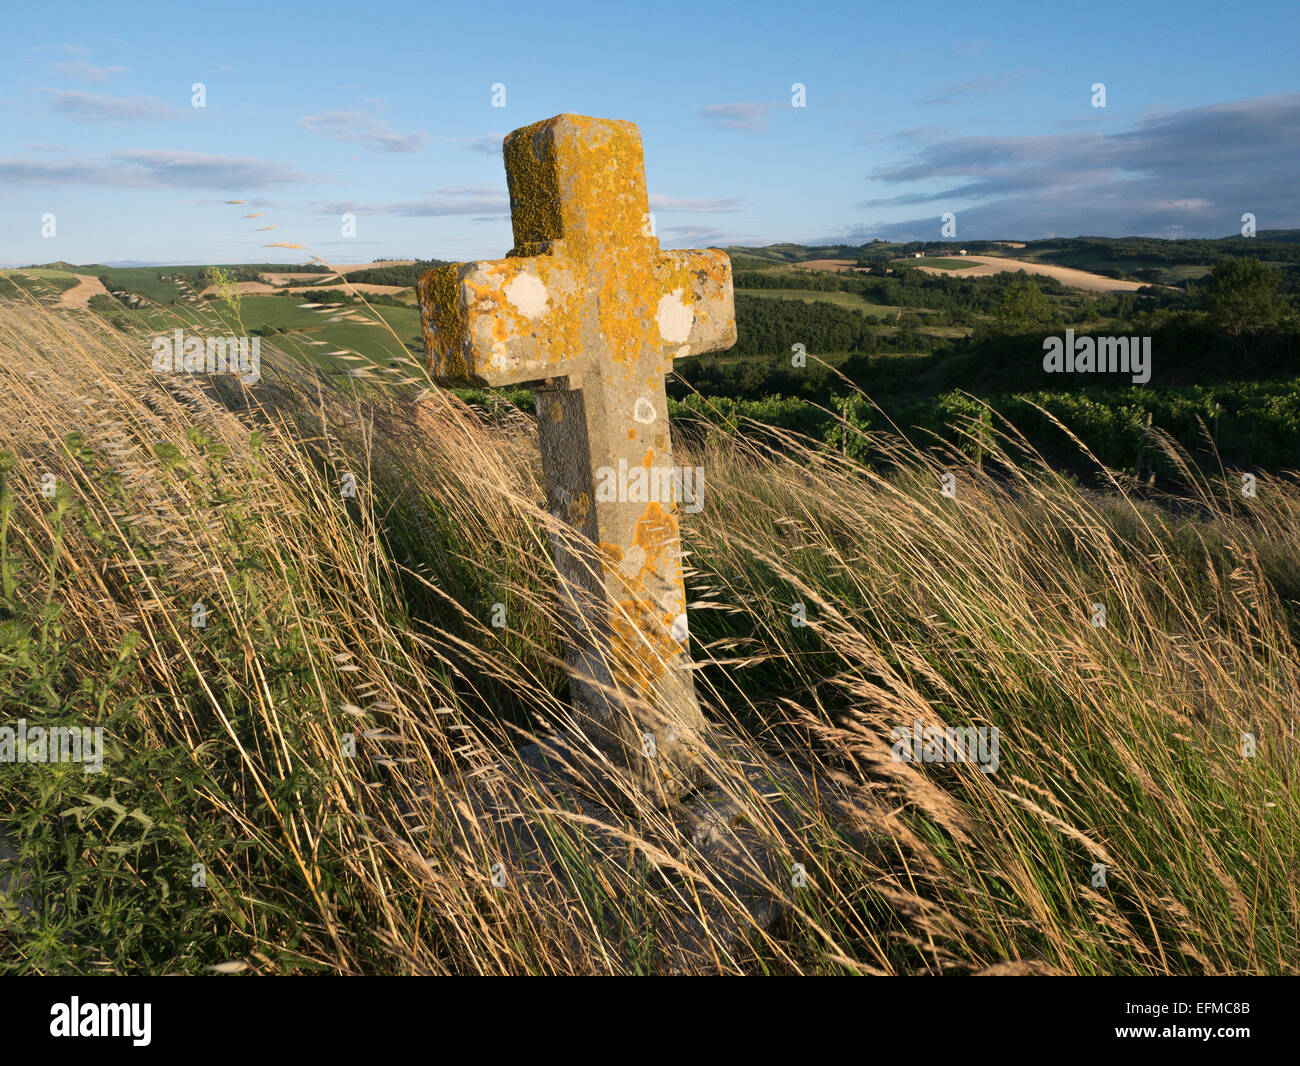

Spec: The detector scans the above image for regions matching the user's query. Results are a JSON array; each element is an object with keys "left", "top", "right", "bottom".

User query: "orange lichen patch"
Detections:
[
  {"left": 633, "top": 501, "right": 678, "bottom": 560},
  {"left": 642, "top": 449, "right": 655, "bottom": 468},
  {"left": 506, "top": 117, "right": 659, "bottom": 370},
  {"left": 610, "top": 590, "right": 678, "bottom": 701},
  {"left": 563, "top": 119, "right": 647, "bottom": 264},
  {"left": 654, "top": 257, "right": 703, "bottom": 308},
  {"left": 598, "top": 542, "right": 624, "bottom": 563},
  {"left": 597, "top": 271, "right": 649, "bottom": 368},
  {"left": 627, "top": 428, "right": 636, "bottom": 440}
]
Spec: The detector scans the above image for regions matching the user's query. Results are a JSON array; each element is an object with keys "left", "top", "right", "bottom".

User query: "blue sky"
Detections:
[{"left": 3, "top": 0, "right": 1298, "bottom": 266}]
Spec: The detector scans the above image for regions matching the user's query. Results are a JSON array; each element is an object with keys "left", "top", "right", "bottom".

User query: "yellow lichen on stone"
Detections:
[
  {"left": 411, "top": 113, "right": 739, "bottom": 797},
  {"left": 609, "top": 500, "right": 685, "bottom": 698},
  {"left": 418, "top": 114, "right": 736, "bottom": 387},
  {"left": 568, "top": 491, "right": 591, "bottom": 525},
  {"left": 416, "top": 265, "right": 470, "bottom": 381},
  {"left": 503, "top": 119, "right": 564, "bottom": 250}
]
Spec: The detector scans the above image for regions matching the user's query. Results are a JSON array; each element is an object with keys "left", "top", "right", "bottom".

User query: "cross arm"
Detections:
[
  {"left": 651, "top": 248, "right": 737, "bottom": 360},
  {"left": 417, "top": 251, "right": 585, "bottom": 387}
]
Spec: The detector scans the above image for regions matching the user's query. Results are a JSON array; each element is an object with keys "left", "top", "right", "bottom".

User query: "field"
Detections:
[
  {"left": 794, "top": 258, "right": 860, "bottom": 271},
  {"left": 3, "top": 264, "right": 426, "bottom": 374},
  {"left": 209, "top": 294, "right": 423, "bottom": 363},
  {"left": 742, "top": 287, "right": 904, "bottom": 315},
  {"left": 0, "top": 268, "right": 80, "bottom": 300},
  {"left": 909, "top": 254, "right": 1150, "bottom": 292},
  {"left": 12, "top": 242, "right": 1299, "bottom": 465},
  {"left": 99, "top": 267, "right": 200, "bottom": 305}
]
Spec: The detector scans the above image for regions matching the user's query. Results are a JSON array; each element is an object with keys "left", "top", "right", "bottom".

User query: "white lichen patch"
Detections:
[
  {"left": 505, "top": 272, "right": 550, "bottom": 320},
  {"left": 633, "top": 397, "right": 657, "bottom": 424},
  {"left": 622, "top": 543, "right": 647, "bottom": 577},
  {"left": 484, "top": 339, "right": 510, "bottom": 376},
  {"left": 656, "top": 288, "right": 693, "bottom": 344}
]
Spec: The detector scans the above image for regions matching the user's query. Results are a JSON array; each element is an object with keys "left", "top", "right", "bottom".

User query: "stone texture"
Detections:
[{"left": 417, "top": 114, "right": 737, "bottom": 800}]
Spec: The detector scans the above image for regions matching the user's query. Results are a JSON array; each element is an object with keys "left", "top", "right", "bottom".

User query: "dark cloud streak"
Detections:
[{"left": 850, "top": 93, "right": 1300, "bottom": 239}]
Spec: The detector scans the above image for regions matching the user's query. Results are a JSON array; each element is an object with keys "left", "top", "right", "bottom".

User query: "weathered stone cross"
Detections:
[{"left": 417, "top": 113, "right": 736, "bottom": 800}]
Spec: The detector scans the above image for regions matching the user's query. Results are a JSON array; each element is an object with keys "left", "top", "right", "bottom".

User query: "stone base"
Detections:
[{"left": 414, "top": 731, "right": 852, "bottom": 972}]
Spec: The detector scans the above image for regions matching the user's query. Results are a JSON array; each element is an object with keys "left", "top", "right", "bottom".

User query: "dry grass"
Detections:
[{"left": 0, "top": 294, "right": 1296, "bottom": 974}]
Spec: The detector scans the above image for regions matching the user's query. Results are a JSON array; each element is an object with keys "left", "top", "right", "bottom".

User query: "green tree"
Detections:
[
  {"left": 994, "top": 278, "right": 1055, "bottom": 335},
  {"left": 1201, "top": 257, "right": 1280, "bottom": 336}
]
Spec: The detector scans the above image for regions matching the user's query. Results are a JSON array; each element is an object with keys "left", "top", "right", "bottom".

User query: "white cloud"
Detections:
[
  {"left": 917, "top": 73, "right": 1026, "bottom": 107},
  {"left": 440, "top": 133, "right": 505, "bottom": 155},
  {"left": 649, "top": 194, "right": 746, "bottom": 213},
  {"left": 112, "top": 150, "right": 311, "bottom": 189},
  {"left": 696, "top": 102, "right": 769, "bottom": 132},
  {"left": 45, "top": 90, "right": 178, "bottom": 122},
  {"left": 317, "top": 186, "right": 509, "bottom": 217},
  {"left": 55, "top": 59, "right": 128, "bottom": 84},
  {"left": 0, "top": 150, "right": 310, "bottom": 190},
  {"left": 298, "top": 111, "right": 427, "bottom": 153},
  {"left": 851, "top": 93, "right": 1300, "bottom": 238}
]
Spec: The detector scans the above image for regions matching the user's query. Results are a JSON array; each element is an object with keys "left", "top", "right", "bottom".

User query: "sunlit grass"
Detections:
[{"left": 0, "top": 294, "right": 1296, "bottom": 974}]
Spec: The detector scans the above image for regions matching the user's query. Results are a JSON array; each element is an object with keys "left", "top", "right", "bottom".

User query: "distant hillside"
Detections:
[
  {"left": 21, "top": 261, "right": 110, "bottom": 273},
  {"left": 726, "top": 232, "right": 1300, "bottom": 285},
  {"left": 732, "top": 232, "right": 1300, "bottom": 259}
]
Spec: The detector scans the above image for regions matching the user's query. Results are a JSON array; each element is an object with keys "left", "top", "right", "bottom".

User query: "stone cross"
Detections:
[{"left": 417, "top": 113, "right": 736, "bottom": 800}]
